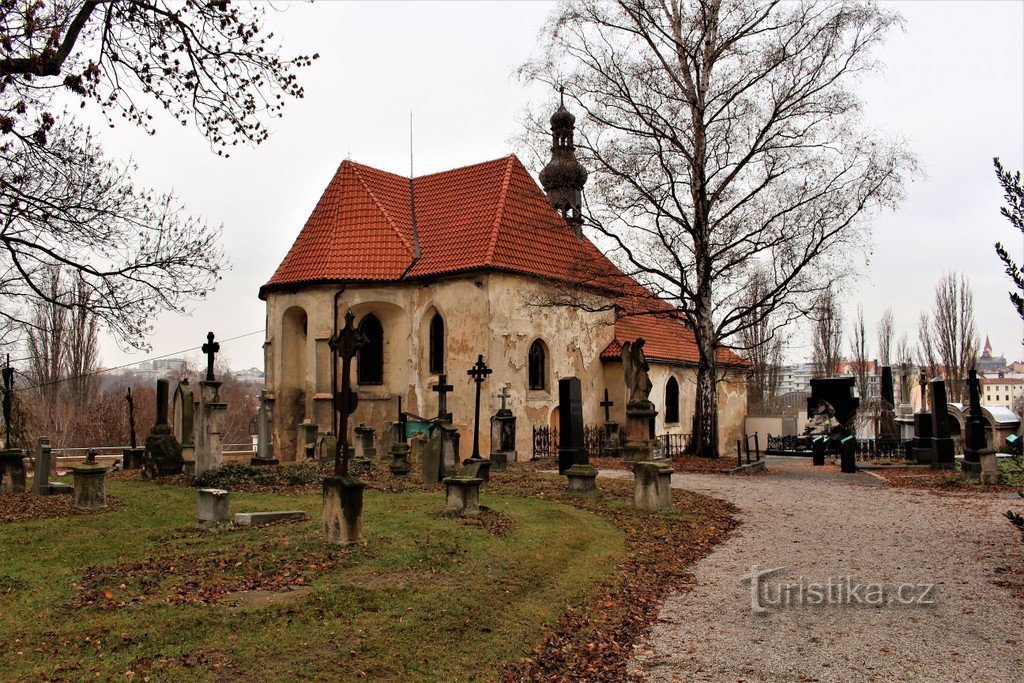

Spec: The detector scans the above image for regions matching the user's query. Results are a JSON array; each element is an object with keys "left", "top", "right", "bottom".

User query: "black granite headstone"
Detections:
[
  {"left": 808, "top": 377, "right": 859, "bottom": 432},
  {"left": 558, "top": 377, "right": 585, "bottom": 475},
  {"left": 930, "top": 378, "right": 955, "bottom": 469},
  {"left": 879, "top": 366, "right": 897, "bottom": 441},
  {"left": 962, "top": 368, "right": 988, "bottom": 475}
]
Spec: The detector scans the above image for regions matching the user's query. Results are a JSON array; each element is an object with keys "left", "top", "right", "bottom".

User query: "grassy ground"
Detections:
[{"left": 0, "top": 478, "right": 623, "bottom": 681}]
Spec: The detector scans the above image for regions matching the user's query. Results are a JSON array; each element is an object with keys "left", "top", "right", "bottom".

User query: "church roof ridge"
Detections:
[{"left": 484, "top": 155, "right": 517, "bottom": 266}]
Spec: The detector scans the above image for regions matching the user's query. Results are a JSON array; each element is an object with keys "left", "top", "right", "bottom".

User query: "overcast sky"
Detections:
[{"left": 89, "top": 0, "right": 1024, "bottom": 372}]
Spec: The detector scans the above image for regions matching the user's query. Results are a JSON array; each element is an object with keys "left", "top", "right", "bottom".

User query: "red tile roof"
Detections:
[{"left": 261, "top": 154, "right": 746, "bottom": 368}]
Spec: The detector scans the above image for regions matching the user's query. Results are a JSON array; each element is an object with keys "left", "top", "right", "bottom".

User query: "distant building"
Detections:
[
  {"left": 778, "top": 363, "right": 815, "bottom": 396},
  {"left": 232, "top": 367, "right": 265, "bottom": 383},
  {"left": 981, "top": 377, "right": 1024, "bottom": 411},
  {"left": 152, "top": 358, "right": 187, "bottom": 373},
  {"left": 977, "top": 336, "right": 1007, "bottom": 374}
]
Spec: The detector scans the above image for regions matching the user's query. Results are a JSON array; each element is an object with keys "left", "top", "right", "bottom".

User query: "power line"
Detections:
[{"left": 15, "top": 328, "right": 265, "bottom": 391}]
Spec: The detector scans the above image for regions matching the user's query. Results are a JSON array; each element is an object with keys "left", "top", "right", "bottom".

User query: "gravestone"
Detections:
[
  {"left": 929, "top": 378, "right": 955, "bottom": 469},
  {"left": 600, "top": 388, "right": 621, "bottom": 457},
  {"left": 194, "top": 345, "right": 227, "bottom": 476},
  {"left": 197, "top": 489, "right": 231, "bottom": 529},
  {"left": 963, "top": 368, "right": 996, "bottom": 481},
  {"left": 464, "top": 355, "right": 492, "bottom": 465},
  {"left": 143, "top": 378, "right": 184, "bottom": 477},
  {"left": 388, "top": 441, "right": 412, "bottom": 475},
  {"left": 879, "top": 366, "right": 898, "bottom": 442},
  {"left": 812, "top": 436, "right": 826, "bottom": 467},
  {"left": 315, "top": 432, "right": 337, "bottom": 466},
  {"left": 839, "top": 435, "right": 857, "bottom": 474},
  {"left": 298, "top": 419, "right": 318, "bottom": 460},
  {"left": 172, "top": 379, "right": 195, "bottom": 463},
  {"left": 31, "top": 437, "right": 51, "bottom": 495},
  {"left": 807, "top": 377, "right": 859, "bottom": 432},
  {"left": 123, "top": 387, "right": 145, "bottom": 470},
  {"left": 0, "top": 449, "right": 26, "bottom": 493},
  {"left": 422, "top": 430, "right": 444, "bottom": 484},
  {"left": 911, "top": 374, "right": 934, "bottom": 464},
  {"left": 72, "top": 450, "right": 109, "bottom": 510},
  {"left": 252, "top": 391, "right": 278, "bottom": 466},
  {"left": 409, "top": 431, "right": 427, "bottom": 469},
  {"left": 489, "top": 387, "right": 516, "bottom": 470},
  {"left": 559, "top": 377, "right": 597, "bottom": 492},
  {"left": 354, "top": 424, "right": 377, "bottom": 459},
  {"left": 443, "top": 474, "right": 483, "bottom": 516}
]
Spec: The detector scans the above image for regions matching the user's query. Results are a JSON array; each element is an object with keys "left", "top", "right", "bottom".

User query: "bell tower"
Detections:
[{"left": 539, "top": 88, "right": 588, "bottom": 239}]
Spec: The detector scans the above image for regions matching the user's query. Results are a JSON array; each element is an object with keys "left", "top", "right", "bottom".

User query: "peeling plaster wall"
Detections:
[{"left": 264, "top": 274, "right": 748, "bottom": 461}]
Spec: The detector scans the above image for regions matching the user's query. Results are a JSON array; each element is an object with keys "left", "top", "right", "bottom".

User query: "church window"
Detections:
[
  {"left": 528, "top": 340, "right": 547, "bottom": 390},
  {"left": 665, "top": 376, "right": 680, "bottom": 423},
  {"left": 357, "top": 314, "right": 384, "bottom": 385},
  {"left": 429, "top": 313, "right": 445, "bottom": 374}
]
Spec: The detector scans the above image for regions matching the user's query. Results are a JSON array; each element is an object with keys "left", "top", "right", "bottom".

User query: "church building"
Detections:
[{"left": 258, "top": 102, "right": 748, "bottom": 461}]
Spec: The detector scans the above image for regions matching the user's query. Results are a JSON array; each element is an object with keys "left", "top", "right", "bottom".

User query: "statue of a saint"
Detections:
[{"left": 621, "top": 338, "right": 653, "bottom": 405}]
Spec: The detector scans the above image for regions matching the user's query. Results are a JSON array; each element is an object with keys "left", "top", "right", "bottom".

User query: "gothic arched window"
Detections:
[
  {"left": 665, "top": 376, "right": 680, "bottom": 424},
  {"left": 529, "top": 340, "right": 547, "bottom": 390},
  {"left": 357, "top": 314, "right": 384, "bottom": 385},
  {"left": 429, "top": 313, "right": 445, "bottom": 374}
]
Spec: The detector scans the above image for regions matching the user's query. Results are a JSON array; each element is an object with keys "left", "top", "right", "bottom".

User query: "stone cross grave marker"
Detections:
[
  {"left": 327, "top": 310, "right": 365, "bottom": 476},
  {"left": 2, "top": 355, "right": 13, "bottom": 449},
  {"left": 498, "top": 387, "right": 511, "bottom": 412},
  {"left": 126, "top": 387, "right": 138, "bottom": 449},
  {"left": 466, "top": 355, "right": 492, "bottom": 461},
  {"left": 600, "top": 388, "right": 614, "bottom": 423},
  {"left": 433, "top": 374, "right": 453, "bottom": 423},
  {"left": 202, "top": 332, "right": 220, "bottom": 382}
]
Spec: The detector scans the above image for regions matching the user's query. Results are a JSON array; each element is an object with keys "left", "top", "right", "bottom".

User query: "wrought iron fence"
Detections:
[
  {"left": 532, "top": 425, "right": 685, "bottom": 459},
  {"left": 766, "top": 434, "right": 808, "bottom": 453},
  {"left": 659, "top": 433, "right": 691, "bottom": 457}
]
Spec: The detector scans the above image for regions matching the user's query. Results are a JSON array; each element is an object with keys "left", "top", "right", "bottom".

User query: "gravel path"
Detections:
[{"left": 612, "top": 457, "right": 1024, "bottom": 682}]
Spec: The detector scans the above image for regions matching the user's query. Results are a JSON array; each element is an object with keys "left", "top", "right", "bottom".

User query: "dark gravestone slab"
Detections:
[
  {"left": 930, "top": 378, "right": 955, "bottom": 469},
  {"left": 812, "top": 436, "right": 826, "bottom": 467},
  {"left": 144, "top": 379, "right": 184, "bottom": 477},
  {"left": 839, "top": 436, "right": 857, "bottom": 473},
  {"left": 808, "top": 377, "right": 859, "bottom": 432},
  {"left": 963, "top": 368, "right": 991, "bottom": 476},
  {"left": 879, "top": 366, "right": 897, "bottom": 441},
  {"left": 558, "top": 377, "right": 585, "bottom": 475}
]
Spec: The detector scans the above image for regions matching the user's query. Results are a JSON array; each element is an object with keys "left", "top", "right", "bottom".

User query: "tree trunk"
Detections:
[{"left": 693, "top": 317, "right": 720, "bottom": 458}]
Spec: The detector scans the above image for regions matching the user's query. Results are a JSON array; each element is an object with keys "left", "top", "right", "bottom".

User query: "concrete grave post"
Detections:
[
  {"left": 197, "top": 488, "right": 231, "bottom": 528},
  {"left": 72, "top": 450, "right": 109, "bottom": 509},
  {"left": 195, "top": 380, "right": 227, "bottom": 477},
  {"left": 633, "top": 460, "right": 673, "bottom": 512}
]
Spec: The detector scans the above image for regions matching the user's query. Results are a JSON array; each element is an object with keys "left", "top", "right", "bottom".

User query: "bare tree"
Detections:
[
  {"left": 521, "top": 0, "right": 914, "bottom": 456},
  {"left": 811, "top": 287, "right": 843, "bottom": 378},
  {"left": 24, "top": 267, "right": 69, "bottom": 437},
  {"left": 877, "top": 307, "right": 894, "bottom": 366},
  {"left": 849, "top": 305, "right": 870, "bottom": 400},
  {"left": 916, "top": 311, "right": 939, "bottom": 377},
  {"left": 930, "top": 272, "right": 977, "bottom": 403},
  {"left": 739, "top": 271, "right": 785, "bottom": 414},
  {"left": 0, "top": 2, "right": 317, "bottom": 349},
  {"left": 66, "top": 274, "right": 100, "bottom": 409}
]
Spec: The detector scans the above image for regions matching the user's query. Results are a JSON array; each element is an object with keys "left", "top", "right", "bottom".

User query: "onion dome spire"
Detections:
[{"left": 539, "top": 87, "right": 588, "bottom": 239}]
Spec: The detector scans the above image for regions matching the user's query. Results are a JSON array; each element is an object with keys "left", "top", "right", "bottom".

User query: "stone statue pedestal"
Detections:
[
  {"left": 322, "top": 475, "right": 366, "bottom": 545},
  {"left": 633, "top": 461, "right": 673, "bottom": 511},
  {"left": 195, "top": 381, "right": 227, "bottom": 477},
  {"left": 623, "top": 400, "right": 657, "bottom": 463},
  {"left": 72, "top": 460, "right": 109, "bottom": 510},
  {"left": 0, "top": 449, "right": 27, "bottom": 493}
]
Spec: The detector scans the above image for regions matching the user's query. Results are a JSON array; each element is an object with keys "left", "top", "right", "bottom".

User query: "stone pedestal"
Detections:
[
  {"left": 979, "top": 452, "right": 1000, "bottom": 485},
  {"left": 122, "top": 448, "right": 145, "bottom": 470},
  {"left": 459, "top": 459, "right": 491, "bottom": 484},
  {"left": 603, "top": 421, "right": 621, "bottom": 457},
  {"left": 440, "top": 426, "right": 460, "bottom": 475},
  {"left": 565, "top": 463, "right": 598, "bottom": 493},
  {"left": 322, "top": 475, "right": 366, "bottom": 545},
  {"left": 32, "top": 437, "right": 52, "bottom": 495},
  {"left": 443, "top": 476, "right": 482, "bottom": 516},
  {"left": 354, "top": 424, "right": 377, "bottom": 460},
  {"left": 72, "top": 460, "right": 108, "bottom": 510},
  {"left": 812, "top": 437, "right": 825, "bottom": 467},
  {"left": 623, "top": 401, "right": 657, "bottom": 463},
  {"left": 197, "top": 488, "right": 231, "bottom": 528},
  {"left": 633, "top": 461, "right": 673, "bottom": 512},
  {"left": 839, "top": 436, "right": 857, "bottom": 474},
  {"left": 932, "top": 437, "right": 955, "bottom": 470},
  {"left": 0, "top": 449, "right": 27, "bottom": 493},
  {"left": 388, "top": 443, "right": 412, "bottom": 475},
  {"left": 488, "top": 451, "right": 508, "bottom": 472},
  {"left": 195, "top": 381, "right": 227, "bottom": 477},
  {"left": 489, "top": 410, "right": 517, "bottom": 463}
]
